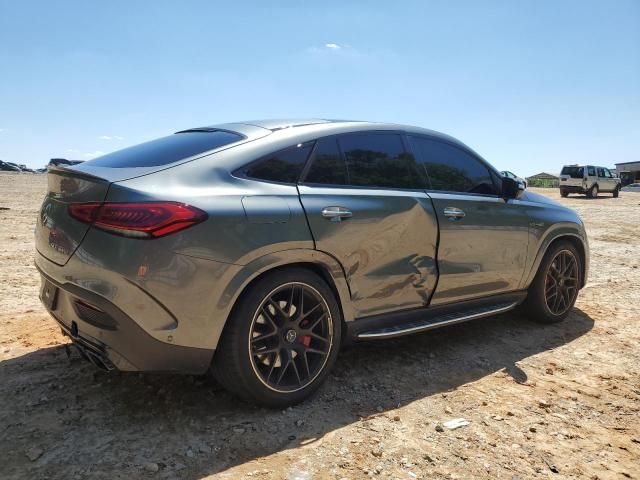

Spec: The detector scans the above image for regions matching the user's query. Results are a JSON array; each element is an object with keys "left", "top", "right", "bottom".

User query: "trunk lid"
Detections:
[{"left": 35, "top": 166, "right": 111, "bottom": 265}]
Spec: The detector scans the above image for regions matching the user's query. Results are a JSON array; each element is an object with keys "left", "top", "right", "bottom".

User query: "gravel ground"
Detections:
[{"left": 0, "top": 172, "right": 638, "bottom": 479}]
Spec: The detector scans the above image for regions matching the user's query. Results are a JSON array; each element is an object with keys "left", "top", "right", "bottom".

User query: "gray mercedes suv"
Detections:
[{"left": 35, "top": 119, "right": 589, "bottom": 407}]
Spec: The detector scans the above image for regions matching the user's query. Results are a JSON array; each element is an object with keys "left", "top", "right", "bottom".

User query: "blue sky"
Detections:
[{"left": 0, "top": 1, "right": 638, "bottom": 175}]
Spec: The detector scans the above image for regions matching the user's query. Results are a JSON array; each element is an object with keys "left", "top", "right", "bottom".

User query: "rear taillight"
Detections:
[{"left": 68, "top": 202, "right": 207, "bottom": 238}]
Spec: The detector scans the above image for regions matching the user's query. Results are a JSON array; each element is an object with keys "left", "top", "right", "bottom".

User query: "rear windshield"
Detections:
[
  {"left": 86, "top": 131, "right": 243, "bottom": 168},
  {"left": 561, "top": 166, "right": 584, "bottom": 178}
]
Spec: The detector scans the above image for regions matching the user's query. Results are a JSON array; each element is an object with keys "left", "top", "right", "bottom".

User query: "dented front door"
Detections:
[{"left": 298, "top": 185, "right": 439, "bottom": 318}]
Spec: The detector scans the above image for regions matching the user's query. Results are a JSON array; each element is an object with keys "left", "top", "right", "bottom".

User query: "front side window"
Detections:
[
  {"left": 303, "top": 137, "right": 348, "bottom": 185},
  {"left": 408, "top": 136, "right": 498, "bottom": 195},
  {"left": 87, "top": 131, "right": 243, "bottom": 168},
  {"left": 242, "top": 143, "right": 313, "bottom": 183},
  {"left": 338, "top": 133, "right": 424, "bottom": 189},
  {"left": 597, "top": 167, "right": 605, "bottom": 177}
]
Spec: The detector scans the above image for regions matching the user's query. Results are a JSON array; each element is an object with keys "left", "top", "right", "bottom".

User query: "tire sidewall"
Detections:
[
  {"left": 528, "top": 241, "right": 582, "bottom": 323},
  {"left": 228, "top": 268, "right": 342, "bottom": 407}
]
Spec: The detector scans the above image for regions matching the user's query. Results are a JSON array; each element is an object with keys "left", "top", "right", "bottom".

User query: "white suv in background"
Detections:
[{"left": 559, "top": 165, "right": 621, "bottom": 198}]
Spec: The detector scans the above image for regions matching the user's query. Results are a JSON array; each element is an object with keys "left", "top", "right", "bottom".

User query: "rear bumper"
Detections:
[{"left": 38, "top": 268, "right": 214, "bottom": 373}]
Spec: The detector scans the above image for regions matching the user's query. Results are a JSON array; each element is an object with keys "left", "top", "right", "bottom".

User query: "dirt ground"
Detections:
[{"left": 0, "top": 172, "right": 638, "bottom": 480}]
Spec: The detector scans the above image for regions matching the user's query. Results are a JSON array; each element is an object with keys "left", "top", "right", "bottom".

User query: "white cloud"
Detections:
[
  {"left": 66, "top": 148, "right": 79, "bottom": 153},
  {"left": 84, "top": 150, "right": 105, "bottom": 158},
  {"left": 98, "top": 135, "right": 124, "bottom": 140},
  {"left": 305, "top": 43, "right": 379, "bottom": 61}
]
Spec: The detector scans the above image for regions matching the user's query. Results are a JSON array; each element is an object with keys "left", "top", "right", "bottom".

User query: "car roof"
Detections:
[
  {"left": 182, "top": 118, "right": 469, "bottom": 149},
  {"left": 562, "top": 164, "right": 612, "bottom": 168},
  {"left": 73, "top": 118, "right": 495, "bottom": 181},
  {"left": 230, "top": 118, "right": 336, "bottom": 130}
]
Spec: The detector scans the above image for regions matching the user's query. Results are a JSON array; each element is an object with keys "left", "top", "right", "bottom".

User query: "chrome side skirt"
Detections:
[{"left": 356, "top": 302, "right": 518, "bottom": 340}]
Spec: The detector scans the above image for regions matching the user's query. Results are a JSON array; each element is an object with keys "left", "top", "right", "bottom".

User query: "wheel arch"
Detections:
[
  {"left": 211, "top": 249, "right": 354, "bottom": 350},
  {"left": 524, "top": 231, "right": 588, "bottom": 290}
]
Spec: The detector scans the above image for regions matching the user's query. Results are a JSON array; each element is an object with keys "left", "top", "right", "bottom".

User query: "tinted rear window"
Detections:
[
  {"left": 86, "top": 131, "right": 243, "bottom": 168},
  {"left": 303, "top": 137, "right": 348, "bottom": 185},
  {"left": 561, "top": 166, "right": 584, "bottom": 178},
  {"left": 242, "top": 143, "right": 314, "bottom": 183},
  {"left": 339, "top": 133, "right": 424, "bottom": 189}
]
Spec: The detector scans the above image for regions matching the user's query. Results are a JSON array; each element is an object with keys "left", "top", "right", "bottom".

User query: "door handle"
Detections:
[
  {"left": 321, "top": 206, "right": 353, "bottom": 222},
  {"left": 443, "top": 207, "right": 465, "bottom": 221}
]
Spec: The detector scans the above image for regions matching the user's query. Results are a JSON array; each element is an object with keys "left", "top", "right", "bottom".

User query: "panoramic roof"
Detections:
[{"left": 238, "top": 118, "right": 334, "bottom": 130}]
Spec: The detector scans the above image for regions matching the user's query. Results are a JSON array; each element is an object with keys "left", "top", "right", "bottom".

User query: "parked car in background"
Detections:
[
  {"left": 0, "top": 160, "right": 22, "bottom": 172},
  {"left": 621, "top": 183, "right": 640, "bottom": 192},
  {"left": 35, "top": 119, "right": 590, "bottom": 407},
  {"left": 0, "top": 161, "right": 37, "bottom": 173},
  {"left": 49, "top": 158, "right": 85, "bottom": 167},
  {"left": 559, "top": 164, "right": 621, "bottom": 198},
  {"left": 501, "top": 170, "right": 527, "bottom": 188}
]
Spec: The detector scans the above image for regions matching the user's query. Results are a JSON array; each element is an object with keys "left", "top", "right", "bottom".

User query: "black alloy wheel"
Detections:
[
  {"left": 544, "top": 250, "right": 579, "bottom": 316},
  {"left": 249, "top": 282, "right": 333, "bottom": 392},
  {"left": 521, "top": 241, "right": 582, "bottom": 324},
  {"left": 211, "top": 268, "right": 341, "bottom": 407}
]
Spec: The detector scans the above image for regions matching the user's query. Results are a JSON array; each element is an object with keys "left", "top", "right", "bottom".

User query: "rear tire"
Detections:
[
  {"left": 522, "top": 241, "right": 582, "bottom": 324},
  {"left": 211, "top": 268, "right": 342, "bottom": 408},
  {"left": 560, "top": 189, "right": 569, "bottom": 198},
  {"left": 587, "top": 184, "right": 598, "bottom": 198}
]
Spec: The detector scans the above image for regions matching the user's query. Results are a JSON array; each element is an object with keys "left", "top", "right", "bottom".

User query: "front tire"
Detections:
[
  {"left": 211, "top": 268, "right": 342, "bottom": 407},
  {"left": 522, "top": 241, "right": 582, "bottom": 324},
  {"left": 613, "top": 187, "right": 620, "bottom": 198}
]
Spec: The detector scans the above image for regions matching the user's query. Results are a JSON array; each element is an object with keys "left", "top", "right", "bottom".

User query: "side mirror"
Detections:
[{"left": 502, "top": 176, "right": 525, "bottom": 199}]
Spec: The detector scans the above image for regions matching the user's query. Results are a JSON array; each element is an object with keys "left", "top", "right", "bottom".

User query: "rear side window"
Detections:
[
  {"left": 338, "top": 133, "right": 424, "bottom": 189},
  {"left": 409, "top": 136, "right": 498, "bottom": 195},
  {"left": 303, "top": 137, "right": 348, "bottom": 185},
  {"left": 561, "top": 166, "right": 584, "bottom": 178},
  {"left": 587, "top": 166, "right": 596, "bottom": 176},
  {"left": 243, "top": 143, "right": 313, "bottom": 183},
  {"left": 87, "top": 131, "right": 243, "bottom": 168}
]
